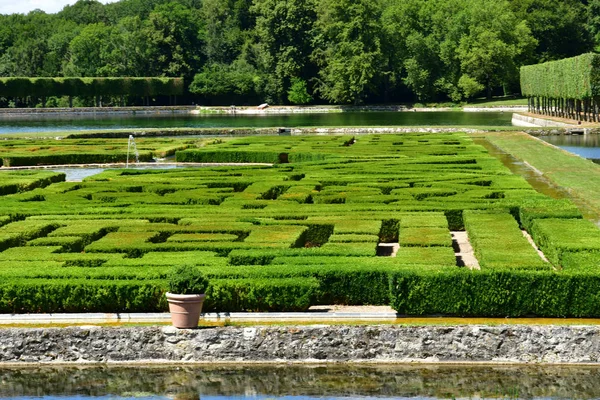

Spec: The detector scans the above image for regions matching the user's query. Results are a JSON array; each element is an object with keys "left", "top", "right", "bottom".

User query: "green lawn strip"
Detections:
[
  {"left": 482, "top": 131, "right": 600, "bottom": 217},
  {"left": 464, "top": 98, "right": 528, "bottom": 107}
]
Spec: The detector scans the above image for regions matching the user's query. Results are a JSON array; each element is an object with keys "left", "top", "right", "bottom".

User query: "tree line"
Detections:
[{"left": 0, "top": 0, "right": 598, "bottom": 106}]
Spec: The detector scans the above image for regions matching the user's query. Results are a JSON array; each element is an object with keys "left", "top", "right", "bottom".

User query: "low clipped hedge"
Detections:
[
  {"left": 204, "top": 277, "right": 319, "bottom": 312},
  {"left": 2, "top": 152, "right": 153, "bottom": 167},
  {"left": 464, "top": 210, "right": 549, "bottom": 270},
  {"left": 0, "top": 77, "right": 184, "bottom": 98},
  {"left": 529, "top": 218, "right": 600, "bottom": 267},
  {"left": 3, "top": 267, "right": 600, "bottom": 316},
  {"left": 0, "top": 279, "right": 167, "bottom": 313},
  {"left": 176, "top": 150, "right": 284, "bottom": 164},
  {"left": 0, "top": 277, "right": 318, "bottom": 313},
  {"left": 176, "top": 149, "right": 328, "bottom": 164},
  {"left": 0, "top": 172, "right": 65, "bottom": 195},
  {"left": 389, "top": 269, "right": 600, "bottom": 317}
]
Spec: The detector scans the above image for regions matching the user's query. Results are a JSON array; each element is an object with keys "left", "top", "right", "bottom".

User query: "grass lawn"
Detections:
[{"left": 481, "top": 131, "right": 600, "bottom": 217}]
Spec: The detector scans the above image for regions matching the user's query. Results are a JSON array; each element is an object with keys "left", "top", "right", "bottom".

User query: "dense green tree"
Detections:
[
  {"left": 287, "top": 78, "right": 312, "bottom": 104},
  {"left": 200, "top": 0, "right": 251, "bottom": 65},
  {"left": 0, "top": 0, "right": 595, "bottom": 105},
  {"left": 144, "top": 2, "right": 203, "bottom": 79},
  {"left": 0, "top": 11, "right": 57, "bottom": 77},
  {"left": 312, "top": 0, "right": 385, "bottom": 104},
  {"left": 189, "top": 59, "right": 262, "bottom": 104},
  {"left": 456, "top": 0, "right": 537, "bottom": 98},
  {"left": 59, "top": 0, "right": 109, "bottom": 25},
  {"left": 64, "top": 23, "right": 112, "bottom": 76},
  {"left": 100, "top": 16, "right": 148, "bottom": 76},
  {"left": 251, "top": 0, "right": 317, "bottom": 103},
  {"left": 588, "top": 0, "right": 600, "bottom": 50},
  {"left": 44, "top": 20, "right": 80, "bottom": 76},
  {"left": 511, "top": 0, "right": 592, "bottom": 62},
  {"left": 104, "top": 0, "right": 202, "bottom": 23}
]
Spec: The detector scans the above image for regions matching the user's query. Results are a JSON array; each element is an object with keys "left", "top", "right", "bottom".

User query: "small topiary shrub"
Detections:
[{"left": 167, "top": 265, "right": 209, "bottom": 294}]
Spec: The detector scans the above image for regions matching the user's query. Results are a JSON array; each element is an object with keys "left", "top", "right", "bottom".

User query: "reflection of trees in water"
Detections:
[{"left": 1, "top": 365, "right": 600, "bottom": 398}]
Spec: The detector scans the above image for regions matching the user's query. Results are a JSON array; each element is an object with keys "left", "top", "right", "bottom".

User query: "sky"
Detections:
[{"left": 0, "top": 0, "right": 118, "bottom": 15}]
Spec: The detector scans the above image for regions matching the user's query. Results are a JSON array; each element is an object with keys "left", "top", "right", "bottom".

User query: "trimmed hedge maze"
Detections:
[
  {"left": 1, "top": 133, "right": 599, "bottom": 316},
  {"left": 0, "top": 138, "right": 192, "bottom": 167}
]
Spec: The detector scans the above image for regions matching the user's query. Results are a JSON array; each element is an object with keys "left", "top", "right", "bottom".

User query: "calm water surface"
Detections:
[
  {"left": 2, "top": 365, "right": 600, "bottom": 399},
  {"left": 0, "top": 112, "right": 513, "bottom": 134},
  {"left": 537, "top": 134, "right": 600, "bottom": 162}
]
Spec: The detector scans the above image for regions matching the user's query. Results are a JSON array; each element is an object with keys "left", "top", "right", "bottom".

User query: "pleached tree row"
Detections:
[
  {"left": 0, "top": 77, "right": 184, "bottom": 107},
  {"left": 520, "top": 53, "right": 600, "bottom": 122}
]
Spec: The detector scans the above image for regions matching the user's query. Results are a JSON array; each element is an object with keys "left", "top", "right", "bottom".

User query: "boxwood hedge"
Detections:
[{"left": 0, "top": 133, "right": 598, "bottom": 315}]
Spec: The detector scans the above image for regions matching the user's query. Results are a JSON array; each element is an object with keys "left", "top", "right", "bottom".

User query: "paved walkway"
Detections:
[{"left": 0, "top": 306, "right": 398, "bottom": 325}]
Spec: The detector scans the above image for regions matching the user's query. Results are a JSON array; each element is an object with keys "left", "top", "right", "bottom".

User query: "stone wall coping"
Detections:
[{"left": 0, "top": 311, "right": 399, "bottom": 325}]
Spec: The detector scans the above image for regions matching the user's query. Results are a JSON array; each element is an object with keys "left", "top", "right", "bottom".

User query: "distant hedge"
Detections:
[
  {"left": 520, "top": 53, "right": 600, "bottom": 100},
  {"left": 0, "top": 77, "right": 185, "bottom": 98},
  {"left": 520, "top": 53, "right": 600, "bottom": 121}
]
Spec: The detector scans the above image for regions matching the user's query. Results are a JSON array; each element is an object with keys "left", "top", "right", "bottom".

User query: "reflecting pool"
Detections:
[
  {"left": 2, "top": 364, "right": 600, "bottom": 399},
  {"left": 0, "top": 111, "right": 513, "bottom": 134}
]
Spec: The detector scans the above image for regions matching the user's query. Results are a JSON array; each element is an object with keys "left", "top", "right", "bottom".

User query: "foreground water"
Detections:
[
  {"left": 0, "top": 111, "right": 513, "bottom": 134},
  {"left": 2, "top": 365, "right": 600, "bottom": 399}
]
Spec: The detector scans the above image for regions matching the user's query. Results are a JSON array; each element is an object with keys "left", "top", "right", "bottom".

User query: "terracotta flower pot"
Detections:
[{"left": 166, "top": 292, "right": 206, "bottom": 328}]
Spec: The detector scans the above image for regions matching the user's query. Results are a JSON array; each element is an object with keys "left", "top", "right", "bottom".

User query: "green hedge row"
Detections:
[
  {"left": 0, "top": 172, "right": 65, "bottom": 194},
  {"left": 463, "top": 210, "right": 549, "bottom": 270},
  {"left": 0, "top": 77, "right": 184, "bottom": 98},
  {"left": 2, "top": 152, "right": 153, "bottom": 167},
  {"left": 0, "top": 277, "right": 318, "bottom": 313},
  {"left": 0, "top": 279, "right": 167, "bottom": 313},
  {"left": 175, "top": 150, "right": 328, "bottom": 164},
  {"left": 204, "top": 278, "right": 318, "bottom": 312},
  {"left": 0, "top": 220, "right": 60, "bottom": 251},
  {"left": 520, "top": 53, "right": 600, "bottom": 99},
  {"left": 4, "top": 267, "right": 600, "bottom": 316},
  {"left": 390, "top": 269, "right": 600, "bottom": 317},
  {"left": 529, "top": 218, "right": 600, "bottom": 267}
]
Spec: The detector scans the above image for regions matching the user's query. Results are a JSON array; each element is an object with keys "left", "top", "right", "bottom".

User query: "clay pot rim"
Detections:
[{"left": 166, "top": 292, "right": 206, "bottom": 301}]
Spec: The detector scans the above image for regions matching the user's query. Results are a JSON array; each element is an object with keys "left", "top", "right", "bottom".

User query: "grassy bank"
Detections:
[{"left": 480, "top": 131, "right": 600, "bottom": 218}]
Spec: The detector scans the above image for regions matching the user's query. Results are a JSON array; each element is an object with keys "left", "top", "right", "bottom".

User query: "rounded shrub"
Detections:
[{"left": 167, "top": 265, "right": 209, "bottom": 294}]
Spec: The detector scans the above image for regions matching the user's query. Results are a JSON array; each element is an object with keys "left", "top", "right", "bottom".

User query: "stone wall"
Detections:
[
  {"left": 2, "top": 325, "right": 600, "bottom": 364},
  {"left": 511, "top": 113, "right": 577, "bottom": 128}
]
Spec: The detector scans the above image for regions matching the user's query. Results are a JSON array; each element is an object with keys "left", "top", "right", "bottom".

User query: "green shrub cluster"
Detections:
[
  {"left": 0, "top": 171, "right": 65, "bottom": 194},
  {"left": 390, "top": 269, "right": 600, "bottom": 317}
]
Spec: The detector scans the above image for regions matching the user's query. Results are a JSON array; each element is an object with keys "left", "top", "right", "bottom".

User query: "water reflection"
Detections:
[
  {"left": 1, "top": 365, "right": 600, "bottom": 399},
  {"left": 538, "top": 134, "right": 600, "bottom": 161},
  {"left": 0, "top": 112, "right": 513, "bottom": 134}
]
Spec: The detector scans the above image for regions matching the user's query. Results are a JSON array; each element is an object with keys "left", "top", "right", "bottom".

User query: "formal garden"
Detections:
[{"left": 0, "top": 132, "right": 598, "bottom": 316}]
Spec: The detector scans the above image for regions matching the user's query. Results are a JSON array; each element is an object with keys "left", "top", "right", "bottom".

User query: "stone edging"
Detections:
[{"left": 2, "top": 325, "right": 600, "bottom": 364}]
